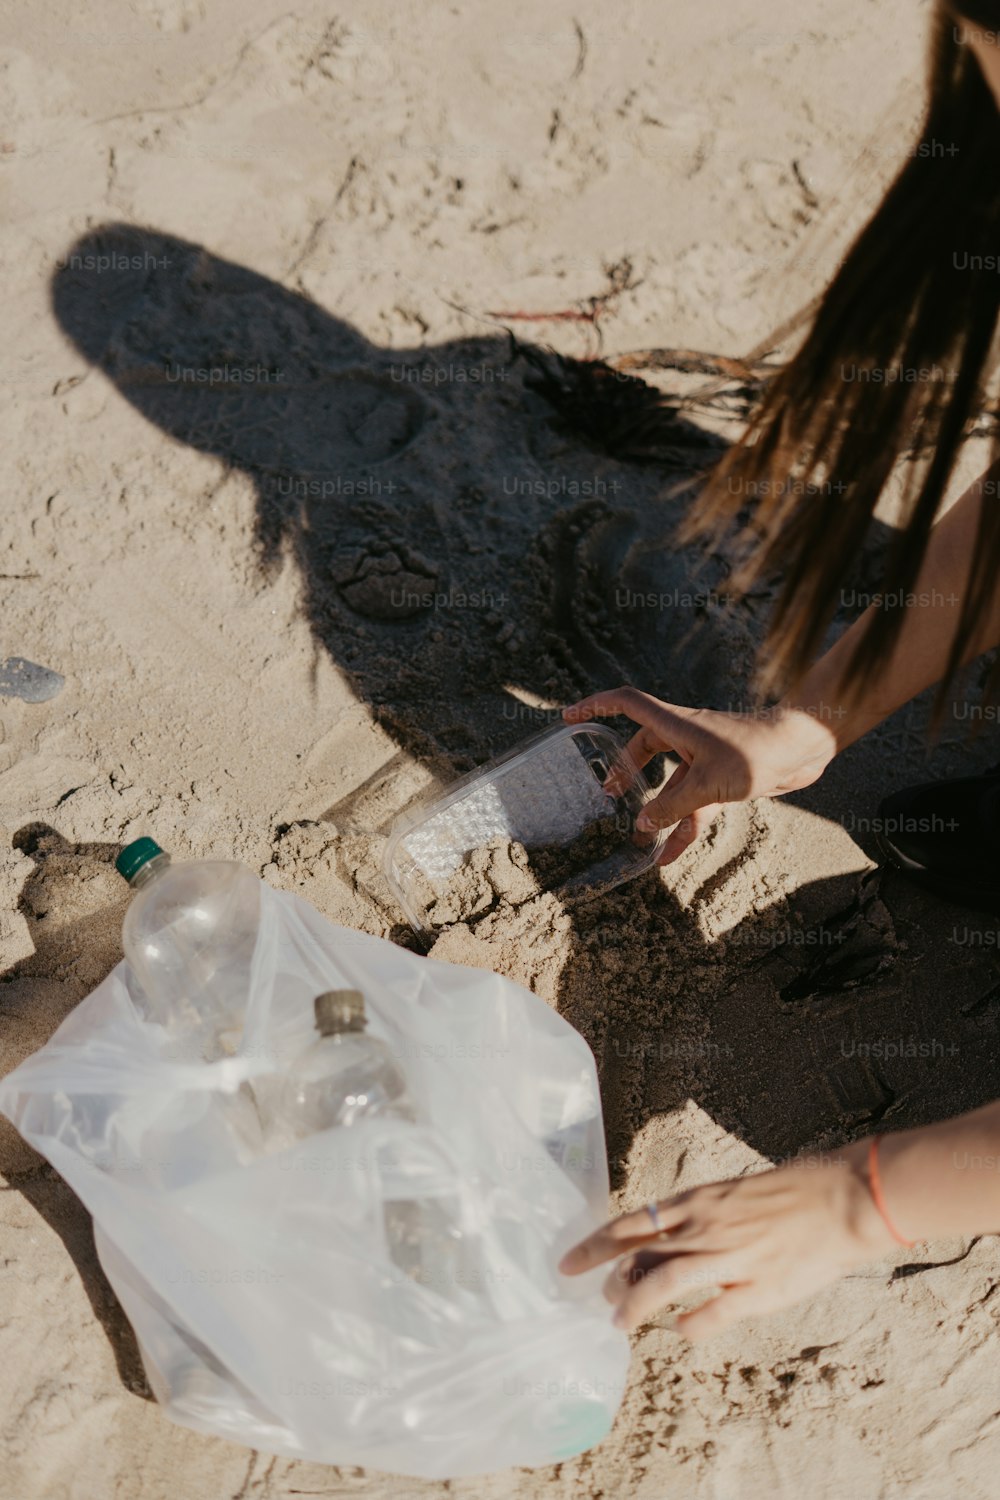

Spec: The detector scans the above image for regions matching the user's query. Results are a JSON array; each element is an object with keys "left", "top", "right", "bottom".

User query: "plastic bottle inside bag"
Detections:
[
  {"left": 273, "top": 989, "right": 485, "bottom": 1307},
  {"left": 117, "top": 837, "right": 259, "bottom": 1063}
]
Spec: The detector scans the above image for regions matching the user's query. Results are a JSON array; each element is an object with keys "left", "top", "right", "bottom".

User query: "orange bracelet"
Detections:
[{"left": 868, "top": 1135, "right": 915, "bottom": 1248}]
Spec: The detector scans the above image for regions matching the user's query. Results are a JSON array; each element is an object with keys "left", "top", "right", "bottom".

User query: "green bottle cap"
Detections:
[{"left": 115, "top": 837, "right": 165, "bottom": 882}]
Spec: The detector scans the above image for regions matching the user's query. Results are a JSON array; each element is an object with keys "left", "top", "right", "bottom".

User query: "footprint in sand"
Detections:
[{"left": 331, "top": 544, "right": 440, "bottom": 621}]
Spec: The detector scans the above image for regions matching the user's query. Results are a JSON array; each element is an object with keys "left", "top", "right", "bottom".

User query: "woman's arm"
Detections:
[
  {"left": 783, "top": 466, "right": 1000, "bottom": 751},
  {"left": 565, "top": 465, "right": 1000, "bottom": 862},
  {"left": 854, "top": 1099, "right": 1000, "bottom": 1242},
  {"left": 559, "top": 1102, "right": 1000, "bottom": 1340}
]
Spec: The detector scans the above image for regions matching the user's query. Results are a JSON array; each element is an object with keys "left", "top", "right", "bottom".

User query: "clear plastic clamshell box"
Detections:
[{"left": 385, "top": 721, "right": 669, "bottom": 937}]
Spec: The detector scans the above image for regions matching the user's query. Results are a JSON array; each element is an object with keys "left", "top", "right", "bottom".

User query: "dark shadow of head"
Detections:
[{"left": 51, "top": 223, "right": 753, "bottom": 776}]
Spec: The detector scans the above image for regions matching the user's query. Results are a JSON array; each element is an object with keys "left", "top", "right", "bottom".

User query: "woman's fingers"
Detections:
[
  {"left": 610, "top": 1252, "right": 746, "bottom": 1330},
  {"left": 602, "top": 1241, "right": 715, "bottom": 1304},
  {"left": 653, "top": 755, "right": 689, "bottom": 802},
  {"left": 675, "top": 1283, "right": 781, "bottom": 1342},
  {"left": 602, "top": 1246, "right": 675, "bottom": 1306},
  {"left": 636, "top": 762, "right": 713, "bottom": 835},
  {"left": 563, "top": 690, "right": 723, "bottom": 838},
  {"left": 562, "top": 689, "right": 695, "bottom": 752},
  {"left": 656, "top": 803, "right": 722, "bottom": 865},
  {"left": 564, "top": 686, "right": 663, "bottom": 729},
  {"left": 562, "top": 683, "right": 739, "bottom": 865},
  {"left": 558, "top": 1197, "right": 692, "bottom": 1274},
  {"left": 563, "top": 689, "right": 677, "bottom": 800},
  {"left": 604, "top": 727, "right": 677, "bottom": 798},
  {"left": 641, "top": 762, "right": 689, "bottom": 846}
]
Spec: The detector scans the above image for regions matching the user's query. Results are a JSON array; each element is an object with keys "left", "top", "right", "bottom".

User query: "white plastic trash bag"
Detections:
[{"left": 0, "top": 883, "right": 629, "bottom": 1476}]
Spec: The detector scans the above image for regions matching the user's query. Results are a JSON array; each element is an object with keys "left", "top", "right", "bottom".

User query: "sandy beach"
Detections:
[{"left": 3, "top": 1, "right": 1000, "bottom": 1496}]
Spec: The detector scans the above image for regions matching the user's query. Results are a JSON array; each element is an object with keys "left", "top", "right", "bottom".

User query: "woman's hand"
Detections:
[
  {"left": 563, "top": 687, "right": 839, "bottom": 864},
  {"left": 559, "top": 1146, "right": 897, "bottom": 1340}
]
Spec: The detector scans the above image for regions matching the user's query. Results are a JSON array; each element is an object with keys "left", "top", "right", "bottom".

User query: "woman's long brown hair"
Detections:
[{"left": 683, "top": 0, "right": 1000, "bottom": 707}]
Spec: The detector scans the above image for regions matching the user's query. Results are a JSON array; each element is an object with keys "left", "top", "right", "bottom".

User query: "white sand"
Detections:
[{"left": 4, "top": 2, "right": 1000, "bottom": 1497}]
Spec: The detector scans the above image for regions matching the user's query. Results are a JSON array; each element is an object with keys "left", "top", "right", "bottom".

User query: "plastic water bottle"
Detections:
[
  {"left": 277, "top": 989, "right": 480, "bottom": 1303},
  {"left": 116, "top": 837, "right": 260, "bottom": 1063},
  {"left": 277, "top": 989, "right": 411, "bottom": 1131}
]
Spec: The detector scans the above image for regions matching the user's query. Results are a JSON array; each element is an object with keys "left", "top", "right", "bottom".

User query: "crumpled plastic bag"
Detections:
[{"left": 0, "top": 882, "right": 629, "bottom": 1477}]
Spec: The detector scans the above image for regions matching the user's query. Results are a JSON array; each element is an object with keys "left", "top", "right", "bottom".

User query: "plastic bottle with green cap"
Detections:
[{"left": 117, "top": 837, "right": 261, "bottom": 1062}]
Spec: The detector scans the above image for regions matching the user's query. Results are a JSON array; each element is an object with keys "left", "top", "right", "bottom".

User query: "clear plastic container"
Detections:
[{"left": 384, "top": 721, "right": 668, "bottom": 937}]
